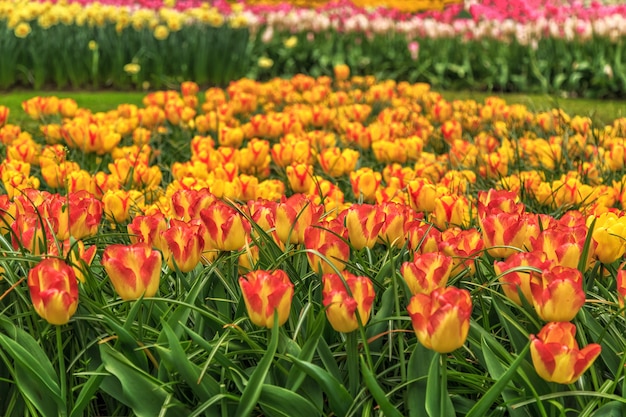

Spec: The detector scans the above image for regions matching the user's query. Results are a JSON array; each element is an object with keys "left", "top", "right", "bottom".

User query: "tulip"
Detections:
[
  {"left": 531, "top": 266, "right": 586, "bottom": 322},
  {"left": 171, "top": 188, "right": 216, "bottom": 221},
  {"left": 28, "top": 258, "right": 78, "bottom": 325},
  {"left": 407, "top": 286, "right": 472, "bottom": 353},
  {"left": 530, "top": 322, "right": 601, "bottom": 384},
  {"left": 333, "top": 64, "right": 350, "bottom": 81},
  {"left": 322, "top": 271, "right": 375, "bottom": 333},
  {"left": 530, "top": 225, "right": 590, "bottom": 270},
  {"left": 588, "top": 212, "right": 626, "bottom": 264},
  {"left": 439, "top": 227, "right": 484, "bottom": 276},
  {"left": 430, "top": 194, "right": 471, "bottom": 230},
  {"left": 494, "top": 251, "right": 553, "bottom": 306},
  {"left": 344, "top": 204, "right": 384, "bottom": 250},
  {"left": 48, "top": 239, "right": 97, "bottom": 283},
  {"left": 127, "top": 213, "right": 168, "bottom": 249},
  {"left": 401, "top": 252, "right": 453, "bottom": 295},
  {"left": 285, "top": 163, "right": 314, "bottom": 194},
  {"left": 406, "top": 221, "right": 442, "bottom": 254},
  {"left": 350, "top": 168, "right": 382, "bottom": 203},
  {"left": 239, "top": 269, "right": 294, "bottom": 328},
  {"left": 304, "top": 220, "right": 350, "bottom": 275},
  {"left": 479, "top": 210, "right": 530, "bottom": 259},
  {"left": 160, "top": 219, "right": 205, "bottom": 273},
  {"left": 275, "top": 194, "right": 323, "bottom": 245},
  {"left": 101, "top": 243, "right": 162, "bottom": 300},
  {"left": 377, "top": 202, "right": 412, "bottom": 248},
  {"left": 199, "top": 201, "right": 250, "bottom": 251}
]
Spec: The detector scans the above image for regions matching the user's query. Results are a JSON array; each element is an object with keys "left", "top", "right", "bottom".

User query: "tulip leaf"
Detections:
[
  {"left": 285, "top": 310, "right": 326, "bottom": 391},
  {"left": 69, "top": 365, "right": 106, "bottom": 417},
  {"left": 590, "top": 401, "right": 626, "bottom": 417},
  {"left": 157, "top": 322, "right": 221, "bottom": 403},
  {"left": 258, "top": 384, "right": 322, "bottom": 416},
  {"left": 99, "top": 343, "right": 189, "bottom": 417},
  {"left": 466, "top": 341, "right": 531, "bottom": 417},
  {"left": 286, "top": 354, "right": 352, "bottom": 417},
  {"left": 425, "top": 354, "right": 455, "bottom": 417},
  {"left": 407, "top": 342, "right": 436, "bottom": 417},
  {"left": 360, "top": 356, "right": 404, "bottom": 417},
  {"left": 0, "top": 326, "right": 63, "bottom": 417},
  {"left": 365, "top": 286, "right": 395, "bottom": 352},
  {"left": 492, "top": 297, "right": 533, "bottom": 354},
  {"left": 234, "top": 314, "right": 280, "bottom": 417}
]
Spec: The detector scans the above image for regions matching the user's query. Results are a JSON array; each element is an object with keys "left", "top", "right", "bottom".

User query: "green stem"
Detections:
[
  {"left": 392, "top": 266, "right": 407, "bottom": 384},
  {"left": 347, "top": 331, "right": 359, "bottom": 397},
  {"left": 56, "top": 325, "right": 68, "bottom": 417},
  {"left": 440, "top": 353, "right": 448, "bottom": 416}
]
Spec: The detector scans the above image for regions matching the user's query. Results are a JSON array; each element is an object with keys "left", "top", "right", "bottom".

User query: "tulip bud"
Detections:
[
  {"left": 239, "top": 269, "right": 294, "bottom": 328},
  {"left": 407, "top": 286, "right": 472, "bottom": 353},
  {"left": 322, "top": 271, "right": 375, "bottom": 333},
  {"left": 28, "top": 258, "right": 78, "bottom": 325},
  {"left": 530, "top": 322, "right": 601, "bottom": 384},
  {"left": 101, "top": 243, "right": 162, "bottom": 300},
  {"left": 531, "top": 266, "right": 585, "bottom": 322}
]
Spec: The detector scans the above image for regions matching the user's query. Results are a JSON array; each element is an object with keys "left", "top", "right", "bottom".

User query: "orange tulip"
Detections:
[
  {"left": 407, "top": 286, "right": 472, "bottom": 353},
  {"left": 479, "top": 210, "right": 530, "bottom": 259},
  {"left": 494, "top": 251, "right": 553, "bottom": 306},
  {"left": 530, "top": 322, "right": 601, "bottom": 384},
  {"left": 344, "top": 204, "right": 384, "bottom": 250},
  {"left": 47, "top": 239, "right": 97, "bottom": 283},
  {"left": 127, "top": 213, "right": 168, "bottom": 248},
  {"left": 160, "top": 219, "right": 205, "bottom": 272},
  {"left": 304, "top": 220, "right": 350, "bottom": 274},
  {"left": 322, "top": 271, "right": 375, "bottom": 333},
  {"left": 275, "top": 194, "right": 323, "bottom": 245},
  {"left": 239, "top": 269, "right": 294, "bottom": 328},
  {"left": 171, "top": 188, "right": 216, "bottom": 222},
  {"left": 401, "top": 252, "right": 453, "bottom": 295},
  {"left": 28, "top": 258, "right": 78, "bottom": 325},
  {"left": 531, "top": 265, "right": 586, "bottom": 322},
  {"left": 101, "top": 243, "right": 162, "bottom": 300},
  {"left": 199, "top": 201, "right": 250, "bottom": 251},
  {"left": 406, "top": 221, "right": 441, "bottom": 254}
]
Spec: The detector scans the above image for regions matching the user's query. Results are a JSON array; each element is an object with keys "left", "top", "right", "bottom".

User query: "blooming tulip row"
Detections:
[
  {"left": 1, "top": 0, "right": 626, "bottom": 95},
  {"left": 2, "top": 72, "right": 626, "bottom": 415}
]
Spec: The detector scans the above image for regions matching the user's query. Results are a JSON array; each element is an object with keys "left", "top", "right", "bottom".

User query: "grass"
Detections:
[{"left": 1, "top": 88, "right": 624, "bottom": 126}]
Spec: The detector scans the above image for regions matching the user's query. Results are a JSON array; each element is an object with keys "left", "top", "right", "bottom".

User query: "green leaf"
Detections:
[
  {"left": 425, "top": 354, "right": 455, "bottom": 417},
  {"left": 407, "top": 343, "right": 436, "bottom": 417},
  {"left": 234, "top": 314, "right": 280, "bottom": 417},
  {"left": 590, "top": 401, "right": 626, "bottom": 417},
  {"left": 285, "top": 310, "right": 326, "bottom": 391},
  {"left": 157, "top": 322, "right": 221, "bottom": 402},
  {"left": 70, "top": 365, "right": 106, "bottom": 417},
  {"left": 466, "top": 342, "right": 531, "bottom": 417},
  {"left": 360, "top": 356, "right": 403, "bottom": 417},
  {"left": 286, "top": 354, "right": 352, "bottom": 417},
  {"left": 0, "top": 318, "right": 63, "bottom": 416},
  {"left": 99, "top": 343, "right": 188, "bottom": 417},
  {"left": 259, "top": 385, "right": 321, "bottom": 417}
]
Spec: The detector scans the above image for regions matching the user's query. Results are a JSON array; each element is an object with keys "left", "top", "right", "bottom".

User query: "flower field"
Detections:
[{"left": 2, "top": 0, "right": 626, "bottom": 417}]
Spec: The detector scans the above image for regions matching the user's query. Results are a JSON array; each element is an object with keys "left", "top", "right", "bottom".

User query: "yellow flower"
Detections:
[
  {"left": 258, "top": 57, "right": 274, "bottom": 69},
  {"left": 14, "top": 22, "right": 31, "bottom": 38},
  {"left": 153, "top": 25, "right": 169, "bottom": 40},
  {"left": 88, "top": 40, "right": 98, "bottom": 51},
  {"left": 123, "top": 63, "right": 141, "bottom": 75},
  {"left": 284, "top": 36, "right": 298, "bottom": 49}
]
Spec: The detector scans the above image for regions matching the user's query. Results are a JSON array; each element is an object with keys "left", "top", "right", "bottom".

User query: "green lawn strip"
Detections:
[{"left": 1, "top": 89, "right": 624, "bottom": 127}]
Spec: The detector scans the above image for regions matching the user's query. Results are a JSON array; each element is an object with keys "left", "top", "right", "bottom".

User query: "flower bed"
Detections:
[
  {"left": 1, "top": 71, "right": 626, "bottom": 416},
  {"left": 2, "top": 0, "right": 626, "bottom": 97}
]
